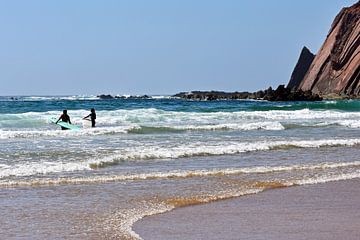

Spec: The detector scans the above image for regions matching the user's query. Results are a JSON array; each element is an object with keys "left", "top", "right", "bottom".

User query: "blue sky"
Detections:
[{"left": 0, "top": 0, "right": 356, "bottom": 95}]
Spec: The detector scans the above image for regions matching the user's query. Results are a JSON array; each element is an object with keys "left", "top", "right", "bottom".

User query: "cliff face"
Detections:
[
  {"left": 297, "top": 2, "right": 360, "bottom": 97},
  {"left": 287, "top": 47, "right": 315, "bottom": 90}
]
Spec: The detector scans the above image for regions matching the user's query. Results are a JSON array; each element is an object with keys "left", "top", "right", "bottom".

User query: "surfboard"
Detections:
[{"left": 50, "top": 117, "right": 80, "bottom": 130}]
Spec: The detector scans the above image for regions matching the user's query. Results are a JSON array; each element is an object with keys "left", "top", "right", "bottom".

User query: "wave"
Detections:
[
  {"left": 0, "top": 123, "right": 283, "bottom": 139},
  {"left": 4, "top": 107, "right": 360, "bottom": 122},
  {"left": 1, "top": 108, "right": 360, "bottom": 137},
  {"left": 5, "top": 117, "right": 360, "bottom": 138},
  {"left": 2, "top": 160, "right": 360, "bottom": 186},
  {"left": 2, "top": 118, "right": 360, "bottom": 139},
  {"left": 292, "top": 171, "right": 360, "bottom": 185},
  {"left": 89, "top": 138, "right": 360, "bottom": 168},
  {"left": 283, "top": 120, "right": 360, "bottom": 129},
  {"left": 2, "top": 138, "right": 358, "bottom": 179},
  {"left": 0, "top": 161, "right": 90, "bottom": 179},
  {"left": 0, "top": 126, "right": 136, "bottom": 139},
  {"left": 0, "top": 95, "right": 101, "bottom": 101},
  {"left": 250, "top": 100, "right": 360, "bottom": 112},
  {"left": 0, "top": 95, "right": 175, "bottom": 102},
  {"left": 128, "top": 121, "right": 285, "bottom": 133}
]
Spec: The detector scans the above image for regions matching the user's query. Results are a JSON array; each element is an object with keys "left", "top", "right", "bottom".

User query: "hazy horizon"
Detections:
[{"left": 0, "top": 0, "right": 356, "bottom": 96}]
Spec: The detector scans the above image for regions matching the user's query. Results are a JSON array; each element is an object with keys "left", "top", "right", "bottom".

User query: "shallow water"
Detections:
[{"left": 1, "top": 96, "right": 360, "bottom": 239}]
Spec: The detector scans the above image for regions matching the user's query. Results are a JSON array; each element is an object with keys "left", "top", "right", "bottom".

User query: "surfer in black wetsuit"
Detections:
[
  {"left": 56, "top": 109, "right": 71, "bottom": 130},
  {"left": 83, "top": 108, "right": 96, "bottom": 127}
]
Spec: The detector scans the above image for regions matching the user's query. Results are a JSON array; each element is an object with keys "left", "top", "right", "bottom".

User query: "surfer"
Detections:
[
  {"left": 56, "top": 110, "right": 72, "bottom": 130},
  {"left": 83, "top": 108, "right": 96, "bottom": 127}
]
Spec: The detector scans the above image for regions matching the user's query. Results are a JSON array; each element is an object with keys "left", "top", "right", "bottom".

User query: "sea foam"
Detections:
[
  {"left": 1, "top": 107, "right": 360, "bottom": 138},
  {"left": 89, "top": 138, "right": 360, "bottom": 168}
]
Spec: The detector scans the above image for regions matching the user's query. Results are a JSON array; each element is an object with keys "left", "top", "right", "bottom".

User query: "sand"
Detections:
[{"left": 133, "top": 179, "right": 360, "bottom": 240}]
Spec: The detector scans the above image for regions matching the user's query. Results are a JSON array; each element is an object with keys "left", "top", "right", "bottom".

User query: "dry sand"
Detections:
[{"left": 134, "top": 179, "right": 360, "bottom": 240}]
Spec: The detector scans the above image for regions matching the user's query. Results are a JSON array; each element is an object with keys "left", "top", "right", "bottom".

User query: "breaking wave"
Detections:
[
  {"left": 89, "top": 138, "right": 360, "bottom": 168},
  {"left": 2, "top": 160, "right": 360, "bottom": 186},
  {"left": 2, "top": 139, "right": 360, "bottom": 179},
  {"left": 1, "top": 108, "right": 360, "bottom": 138}
]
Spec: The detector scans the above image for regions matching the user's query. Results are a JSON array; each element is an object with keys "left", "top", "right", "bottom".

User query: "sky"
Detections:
[{"left": 0, "top": 0, "right": 357, "bottom": 96}]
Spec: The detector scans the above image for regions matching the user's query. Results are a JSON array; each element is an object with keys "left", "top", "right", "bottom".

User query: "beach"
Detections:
[
  {"left": 1, "top": 1, "right": 359, "bottom": 239},
  {"left": 134, "top": 179, "right": 360, "bottom": 240}
]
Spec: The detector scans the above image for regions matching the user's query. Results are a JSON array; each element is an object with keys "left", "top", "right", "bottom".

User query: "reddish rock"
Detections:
[{"left": 297, "top": 1, "right": 360, "bottom": 97}]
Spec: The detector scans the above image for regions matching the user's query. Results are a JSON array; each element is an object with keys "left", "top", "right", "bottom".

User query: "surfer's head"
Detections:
[
  {"left": 91, "top": 108, "right": 95, "bottom": 113},
  {"left": 63, "top": 110, "right": 67, "bottom": 114}
]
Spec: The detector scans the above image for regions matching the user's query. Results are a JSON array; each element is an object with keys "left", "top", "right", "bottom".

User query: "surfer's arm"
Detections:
[
  {"left": 55, "top": 115, "right": 62, "bottom": 124},
  {"left": 83, "top": 114, "right": 90, "bottom": 120}
]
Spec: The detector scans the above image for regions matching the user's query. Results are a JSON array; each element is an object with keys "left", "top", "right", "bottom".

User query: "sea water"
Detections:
[{"left": 0, "top": 96, "right": 360, "bottom": 239}]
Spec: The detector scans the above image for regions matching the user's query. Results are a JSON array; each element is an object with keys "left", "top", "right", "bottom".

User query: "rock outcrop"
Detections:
[
  {"left": 173, "top": 86, "right": 322, "bottom": 101},
  {"left": 287, "top": 47, "right": 315, "bottom": 90},
  {"left": 97, "top": 94, "right": 150, "bottom": 99},
  {"left": 173, "top": 91, "right": 257, "bottom": 100},
  {"left": 296, "top": 1, "right": 360, "bottom": 97}
]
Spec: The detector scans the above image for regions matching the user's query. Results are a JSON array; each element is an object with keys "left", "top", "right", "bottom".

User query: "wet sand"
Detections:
[{"left": 134, "top": 179, "right": 360, "bottom": 240}]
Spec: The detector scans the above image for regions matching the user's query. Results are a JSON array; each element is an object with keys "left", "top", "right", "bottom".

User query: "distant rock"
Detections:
[
  {"left": 173, "top": 91, "right": 253, "bottom": 100},
  {"left": 173, "top": 86, "right": 322, "bottom": 101},
  {"left": 97, "top": 94, "right": 114, "bottom": 99},
  {"left": 287, "top": 46, "right": 315, "bottom": 90},
  {"left": 295, "top": 2, "right": 360, "bottom": 98},
  {"left": 97, "top": 94, "right": 151, "bottom": 99},
  {"left": 122, "top": 95, "right": 150, "bottom": 99},
  {"left": 262, "top": 85, "right": 322, "bottom": 101}
]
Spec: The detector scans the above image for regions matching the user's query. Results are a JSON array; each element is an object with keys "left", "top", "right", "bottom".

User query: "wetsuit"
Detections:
[
  {"left": 59, "top": 114, "right": 71, "bottom": 130},
  {"left": 90, "top": 112, "right": 96, "bottom": 127},
  {"left": 84, "top": 112, "right": 96, "bottom": 127}
]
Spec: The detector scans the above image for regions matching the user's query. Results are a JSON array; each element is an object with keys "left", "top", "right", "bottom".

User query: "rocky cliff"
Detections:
[
  {"left": 287, "top": 47, "right": 315, "bottom": 90},
  {"left": 296, "top": 1, "right": 360, "bottom": 97}
]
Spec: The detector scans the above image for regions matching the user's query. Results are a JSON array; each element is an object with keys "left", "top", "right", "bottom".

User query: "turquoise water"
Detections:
[
  {"left": 1, "top": 96, "right": 360, "bottom": 239},
  {"left": 1, "top": 96, "right": 360, "bottom": 114}
]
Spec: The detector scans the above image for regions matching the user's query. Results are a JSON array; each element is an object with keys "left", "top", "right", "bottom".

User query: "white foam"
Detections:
[
  {"left": 103, "top": 201, "right": 174, "bottom": 240},
  {"left": 0, "top": 161, "right": 90, "bottom": 178},
  {"left": 2, "top": 108, "right": 360, "bottom": 135},
  {"left": 1, "top": 138, "right": 359, "bottom": 178},
  {"left": 150, "top": 95, "right": 172, "bottom": 99},
  {"left": 90, "top": 138, "right": 360, "bottom": 167},
  {"left": 2, "top": 158, "right": 360, "bottom": 185},
  {"left": 291, "top": 171, "right": 360, "bottom": 185},
  {"left": 336, "top": 120, "right": 360, "bottom": 128},
  {"left": 89, "top": 161, "right": 360, "bottom": 181},
  {"left": 0, "top": 126, "right": 138, "bottom": 139},
  {"left": 172, "top": 121, "right": 284, "bottom": 131},
  {"left": 20, "top": 95, "right": 99, "bottom": 101},
  {"left": 0, "top": 122, "right": 284, "bottom": 139}
]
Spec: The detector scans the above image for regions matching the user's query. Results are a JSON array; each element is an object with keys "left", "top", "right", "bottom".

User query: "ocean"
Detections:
[{"left": 1, "top": 96, "right": 360, "bottom": 239}]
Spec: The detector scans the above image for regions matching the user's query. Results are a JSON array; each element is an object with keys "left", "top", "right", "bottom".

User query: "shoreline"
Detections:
[{"left": 133, "top": 179, "right": 360, "bottom": 240}]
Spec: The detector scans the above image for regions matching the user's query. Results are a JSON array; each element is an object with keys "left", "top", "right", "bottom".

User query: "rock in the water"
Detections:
[
  {"left": 173, "top": 86, "right": 321, "bottom": 102},
  {"left": 262, "top": 85, "right": 322, "bottom": 101},
  {"left": 97, "top": 94, "right": 114, "bottom": 99},
  {"left": 98, "top": 94, "right": 151, "bottom": 99}
]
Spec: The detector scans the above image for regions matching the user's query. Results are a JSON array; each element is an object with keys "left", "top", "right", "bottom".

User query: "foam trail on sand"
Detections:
[{"left": 125, "top": 171, "right": 360, "bottom": 240}]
